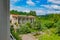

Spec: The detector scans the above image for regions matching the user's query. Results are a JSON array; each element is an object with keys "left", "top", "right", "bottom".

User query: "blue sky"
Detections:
[{"left": 10, "top": 0, "right": 60, "bottom": 15}]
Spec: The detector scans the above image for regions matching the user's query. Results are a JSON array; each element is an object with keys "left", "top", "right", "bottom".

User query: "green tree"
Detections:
[{"left": 28, "top": 11, "right": 36, "bottom": 16}]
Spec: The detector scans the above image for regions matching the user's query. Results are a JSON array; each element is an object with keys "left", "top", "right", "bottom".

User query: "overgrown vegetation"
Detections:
[
  {"left": 10, "top": 25, "right": 22, "bottom": 40},
  {"left": 38, "top": 34, "right": 60, "bottom": 40},
  {"left": 10, "top": 10, "right": 60, "bottom": 40}
]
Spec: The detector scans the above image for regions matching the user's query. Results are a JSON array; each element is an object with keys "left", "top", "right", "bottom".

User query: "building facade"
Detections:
[{"left": 10, "top": 14, "right": 35, "bottom": 32}]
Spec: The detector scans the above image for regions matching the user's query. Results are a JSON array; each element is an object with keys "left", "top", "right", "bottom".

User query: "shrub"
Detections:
[
  {"left": 38, "top": 34, "right": 60, "bottom": 40},
  {"left": 56, "top": 27, "right": 60, "bottom": 36},
  {"left": 32, "top": 20, "right": 42, "bottom": 31},
  {"left": 11, "top": 31, "right": 22, "bottom": 40},
  {"left": 10, "top": 25, "right": 22, "bottom": 40},
  {"left": 54, "top": 21, "right": 60, "bottom": 35},
  {"left": 18, "top": 24, "right": 31, "bottom": 34},
  {"left": 44, "top": 22, "right": 54, "bottom": 29}
]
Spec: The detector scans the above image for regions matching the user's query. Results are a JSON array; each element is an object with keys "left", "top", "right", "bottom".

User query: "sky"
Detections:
[{"left": 10, "top": 0, "right": 60, "bottom": 15}]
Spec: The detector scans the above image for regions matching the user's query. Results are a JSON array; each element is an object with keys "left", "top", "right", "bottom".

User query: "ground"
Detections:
[{"left": 20, "top": 34, "right": 38, "bottom": 40}]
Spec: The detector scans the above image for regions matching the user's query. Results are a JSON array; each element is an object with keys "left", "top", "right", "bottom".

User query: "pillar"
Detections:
[{"left": 0, "top": 0, "right": 10, "bottom": 40}]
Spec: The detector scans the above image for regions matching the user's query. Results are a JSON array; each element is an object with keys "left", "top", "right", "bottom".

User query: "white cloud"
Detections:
[
  {"left": 34, "top": 10, "right": 47, "bottom": 15},
  {"left": 48, "top": 0, "right": 60, "bottom": 4},
  {"left": 40, "top": 5, "right": 50, "bottom": 8},
  {"left": 51, "top": 5, "right": 60, "bottom": 10},
  {"left": 10, "top": 0, "right": 20, "bottom": 2},
  {"left": 41, "top": 4, "right": 60, "bottom": 10},
  {"left": 40, "top": 4, "right": 60, "bottom": 14},
  {"left": 47, "top": 10, "right": 60, "bottom": 14},
  {"left": 26, "top": 0, "right": 35, "bottom": 6},
  {"left": 36, "top": 0, "right": 40, "bottom": 3},
  {"left": 10, "top": 0, "right": 21, "bottom": 7},
  {"left": 10, "top": 0, "right": 21, "bottom": 5},
  {"left": 10, "top": 5, "right": 30, "bottom": 12}
]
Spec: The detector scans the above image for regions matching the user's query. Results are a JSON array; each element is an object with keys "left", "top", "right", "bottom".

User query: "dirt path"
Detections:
[{"left": 21, "top": 34, "right": 37, "bottom": 40}]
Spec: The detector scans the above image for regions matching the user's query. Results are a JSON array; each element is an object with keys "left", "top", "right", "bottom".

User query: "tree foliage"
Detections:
[{"left": 10, "top": 10, "right": 36, "bottom": 16}]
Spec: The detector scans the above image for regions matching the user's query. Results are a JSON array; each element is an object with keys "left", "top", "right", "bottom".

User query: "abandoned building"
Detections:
[{"left": 10, "top": 14, "right": 35, "bottom": 32}]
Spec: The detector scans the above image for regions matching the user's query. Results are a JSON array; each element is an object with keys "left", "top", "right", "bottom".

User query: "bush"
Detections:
[
  {"left": 32, "top": 20, "right": 42, "bottom": 31},
  {"left": 11, "top": 31, "right": 22, "bottom": 40},
  {"left": 10, "top": 25, "right": 22, "bottom": 40},
  {"left": 18, "top": 24, "right": 31, "bottom": 34},
  {"left": 38, "top": 34, "right": 60, "bottom": 40},
  {"left": 50, "top": 28, "right": 57, "bottom": 34},
  {"left": 10, "top": 25, "right": 14, "bottom": 33},
  {"left": 56, "top": 27, "right": 60, "bottom": 36},
  {"left": 54, "top": 21, "right": 60, "bottom": 36},
  {"left": 44, "top": 22, "right": 54, "bottom": 29}
]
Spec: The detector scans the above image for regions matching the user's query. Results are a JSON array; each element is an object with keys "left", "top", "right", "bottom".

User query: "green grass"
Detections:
[{"left": 38, "top": 34, "right": 60, "bottom": 40}]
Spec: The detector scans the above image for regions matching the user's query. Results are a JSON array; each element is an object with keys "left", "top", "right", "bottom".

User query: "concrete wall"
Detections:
[{"left": 0, "top": 0, "right": 10, "bottom": 40}]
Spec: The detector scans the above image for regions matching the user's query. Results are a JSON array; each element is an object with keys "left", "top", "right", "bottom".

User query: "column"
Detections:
[{"left": 0, "top": 0, "right": 10, "bottom": 40}]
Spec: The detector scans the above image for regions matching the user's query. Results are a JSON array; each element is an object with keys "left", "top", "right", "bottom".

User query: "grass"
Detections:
[{"left": 38, "top": 34, "right": 60, "bottom": 40}]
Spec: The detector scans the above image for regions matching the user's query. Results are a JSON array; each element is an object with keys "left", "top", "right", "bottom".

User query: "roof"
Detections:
[
  {"left": 10, "top": 14, "right": 35, "bottom": 18},
  {"left": 11, "top": 14, "right": 19, "bottom": 17}
]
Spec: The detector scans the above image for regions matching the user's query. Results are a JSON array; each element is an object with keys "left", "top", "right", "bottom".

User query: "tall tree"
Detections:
[{"left": 29, "top": 11, "right": 36, "bottom": 16}]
